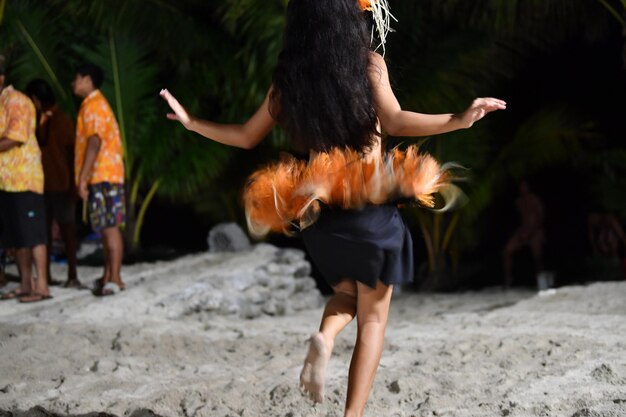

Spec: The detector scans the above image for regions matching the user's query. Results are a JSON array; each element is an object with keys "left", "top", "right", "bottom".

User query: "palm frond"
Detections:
[
  {"left": 0, "top": 0, "right": 6, "bottom": 26},
  {"left": 4, "top": 2, "right": 75, "bottom": 113},
  {"left": 594, "top": 0, "right": 625, "bottom": 27},
  {"left": 430, "top": 0, "right": 614, "bottom": 42}
]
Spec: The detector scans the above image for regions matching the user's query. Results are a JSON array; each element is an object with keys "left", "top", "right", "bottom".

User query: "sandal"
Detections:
[
  {"left": 93, "top": 282, "right": 122, "bottom": 297},
  {"left": 1, "top": 288, "right": 30, "bottom": 300},
  {"left": 90, "top": 278, "right": 104, "bottom": 291},
  {"left": 18, "top": 293, "right": 53, "bottom": 303}
]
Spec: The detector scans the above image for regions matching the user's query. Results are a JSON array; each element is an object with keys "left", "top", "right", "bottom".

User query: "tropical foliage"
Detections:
[
  {"left": 1, "top": 0, "right": 624, "bottom": 288},
  {"left": 0, "top": 0, "right": 287, "bottom": 248},
  {"left": 383, "top": 0, "right": 621, "bottom": 288}
]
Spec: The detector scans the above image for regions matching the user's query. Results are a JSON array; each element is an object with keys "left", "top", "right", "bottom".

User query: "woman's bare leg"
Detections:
[
  {"left": 344, "top": 280, "right": 393, "bottom": 417},
  {"left": 301, "top": 280, "right": 357, "bottom": 403}
]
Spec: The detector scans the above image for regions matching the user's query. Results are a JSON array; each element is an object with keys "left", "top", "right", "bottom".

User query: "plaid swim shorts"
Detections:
[{"left": 87, "top": 182, "right": 125, "bottom": 232}]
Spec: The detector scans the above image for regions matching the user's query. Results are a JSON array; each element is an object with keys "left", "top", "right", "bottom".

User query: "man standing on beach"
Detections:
[
  {"left": 72, "top": 63, "right": 126, "bottom": 296},
  {"left": 502, "top": 180, "right": 545, "bottom": 287},
  {"left": 26, "top": 78, "right": 82, "bottom": 289},
  {"left": 0, "top": 55, "right": 51, "bottom": 302}
]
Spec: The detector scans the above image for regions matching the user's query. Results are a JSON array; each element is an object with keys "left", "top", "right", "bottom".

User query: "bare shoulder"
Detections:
[
  {"left": 368, "top": 51, "right": 386, "bottom": 66},
  {"left": 368, "top": 52, "right": 386, "bottom": 72},
  {"left": 368, "top": 52, "right": 387, "bottom": 85}
]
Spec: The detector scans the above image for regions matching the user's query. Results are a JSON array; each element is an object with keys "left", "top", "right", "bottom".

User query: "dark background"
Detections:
[{"left": 3, "top": 0, "right": 625, "bottom": 293}]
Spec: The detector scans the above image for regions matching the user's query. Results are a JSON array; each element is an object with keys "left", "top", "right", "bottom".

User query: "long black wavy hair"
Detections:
[{"left": 270, "top": 0, "right": 379, "bottom": 154}]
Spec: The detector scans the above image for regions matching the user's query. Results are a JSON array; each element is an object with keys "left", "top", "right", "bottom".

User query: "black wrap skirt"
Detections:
[{"left": 301, "top": 204, "right": 414, "bottom": 289}]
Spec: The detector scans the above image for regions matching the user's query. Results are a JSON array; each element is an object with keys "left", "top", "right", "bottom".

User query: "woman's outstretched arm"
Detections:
[
  {"left": 160, "top": 88, "right": 276, "bottom": 149},
  {"left": 368, "top": 53, "right": 506, "bottom": 137}
]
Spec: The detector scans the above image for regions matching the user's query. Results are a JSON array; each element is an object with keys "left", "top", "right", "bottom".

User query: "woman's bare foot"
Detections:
[{"left": 300, "top": 332, "right": 332, "bottom": 403}]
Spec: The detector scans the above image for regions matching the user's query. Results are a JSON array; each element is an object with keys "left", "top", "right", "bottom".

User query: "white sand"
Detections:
[{"left": 0, "top": 244, "right": 625, "bottom": 417}]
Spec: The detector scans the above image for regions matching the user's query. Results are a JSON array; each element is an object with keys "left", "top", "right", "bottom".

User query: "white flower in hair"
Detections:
[{"left": 359, "top": 0, "right": 397, "bottom": 55}]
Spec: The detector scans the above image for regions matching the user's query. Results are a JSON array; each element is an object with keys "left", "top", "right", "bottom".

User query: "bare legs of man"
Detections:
[
  {"left": 59, "top": 222, "right": 80, "bottom": 286},
  {"left": 15, "top": 244, "right": 51, "bottom": 302},
  {"left": 94, "top": 226, "right": 124, "bottom": 295},
  {"left": 502, "top": 238, "right": 517, "bottom": 287},
  {"left": 300, "top": 279, "right": 394, "bottom": 417},
  {"left": 503, "top": 231, "right": 544, "bottom": 288},
  {"left": 13, "top": 247, "right": 34, "bottom": 296},
  {"left": 46, "top": 222, "right": 81, "bottom": 287},
  {"left": 32, "top": 244, "right": 49, "bottom": 294}
]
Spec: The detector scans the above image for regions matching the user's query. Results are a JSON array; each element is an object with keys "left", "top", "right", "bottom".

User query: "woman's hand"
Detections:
[
  {"left": 459, "top": 97, "right": 507, "bottom": 128},
  {"left": 160, "top": 89, "right": 193, "bottom": 130}
]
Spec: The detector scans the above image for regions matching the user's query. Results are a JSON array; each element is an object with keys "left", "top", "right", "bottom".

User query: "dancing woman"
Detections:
[{"left": 161, "top": 1, "right": 505, "bottom": 415}]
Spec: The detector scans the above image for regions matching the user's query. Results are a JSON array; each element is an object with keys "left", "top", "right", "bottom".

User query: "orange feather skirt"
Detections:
[{"left": 243, "top": 145, "right": 453, "bottom": 238}]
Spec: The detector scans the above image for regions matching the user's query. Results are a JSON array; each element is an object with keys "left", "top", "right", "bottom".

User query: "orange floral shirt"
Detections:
[
  {"left": 75, "top": 90, "right": 125, "bottom": 185},
  {"left": 0, "top": 86, "right": 44, "bottom": 194}
]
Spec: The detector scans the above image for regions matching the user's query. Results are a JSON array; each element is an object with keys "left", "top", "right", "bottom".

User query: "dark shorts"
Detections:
[
  {"left": 0, "top": 190, "right": 48, "bottom": 248},
  {"left": 45, "top": 192, "right": 76, "bottom": 225},
  {"left": 87, "top": 182, "right": 126, "bottom": 232}
]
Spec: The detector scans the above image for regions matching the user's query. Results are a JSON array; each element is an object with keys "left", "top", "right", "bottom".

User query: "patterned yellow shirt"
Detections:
[
  {"left": 75, "top": 90, "right": 125, "bottom": 185},
  {"left": 0, "top": 85, "right": 44, "bottom": 194}
]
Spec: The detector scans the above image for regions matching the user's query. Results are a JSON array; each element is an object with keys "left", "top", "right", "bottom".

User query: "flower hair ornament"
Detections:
[{"left": 358, "top": 0, "right": 397, "bottom": 55}]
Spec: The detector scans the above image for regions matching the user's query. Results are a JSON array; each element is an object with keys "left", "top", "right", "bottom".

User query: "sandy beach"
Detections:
[{"left": 1, "top": 243, "right": 625, "bottom": 417}]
